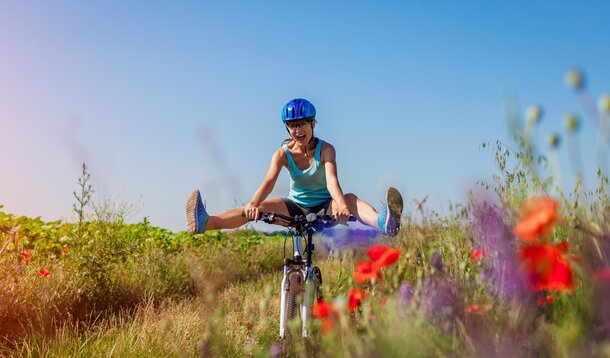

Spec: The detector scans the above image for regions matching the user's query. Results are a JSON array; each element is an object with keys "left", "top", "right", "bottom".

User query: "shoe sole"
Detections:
[
  {"left": 186, "top": 189, "right": 201, "bottom": 235},
  {"left": 385, "top": 187, "right": 403, "bottom": 236}
]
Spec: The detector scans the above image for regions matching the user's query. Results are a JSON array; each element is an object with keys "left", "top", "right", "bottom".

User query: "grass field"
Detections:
[{"left": 3, "top": 74, "right": 610, "bottom": 357}]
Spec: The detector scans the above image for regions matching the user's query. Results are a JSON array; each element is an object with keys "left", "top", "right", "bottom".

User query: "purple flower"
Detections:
[
  {"left": 399, "top": 283, "right": 413, "bottom": 301},
  {"left": 472, "top": 199, "right": 526, "bottom": 300},
  {"left": 197, "top": 340, "right": 209, "bottom": 357},
  {"left": 431, "top": 251, "right": 444, "bottom": 272},
  {"left": 269, "top": 342, "right": 283, "bottom": 358}
]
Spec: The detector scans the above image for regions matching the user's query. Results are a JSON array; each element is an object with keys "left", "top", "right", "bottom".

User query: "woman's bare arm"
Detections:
[
  {"left": 322, "top": 143, "right": 349, "bottom": 212},
  {"left": 243, "top": 149, "right": 285, "bottom": 220}
]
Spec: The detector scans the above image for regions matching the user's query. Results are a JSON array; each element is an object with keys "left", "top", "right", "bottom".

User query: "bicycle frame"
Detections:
[
  {"left": 279, "top": 227, "right": 317, "bottom": 339},
  {"left": 246, "top": 211, "right": 354, "bottom": 340}
]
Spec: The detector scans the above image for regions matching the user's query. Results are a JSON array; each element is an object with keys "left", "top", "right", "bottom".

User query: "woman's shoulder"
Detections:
[
  {"left": 273, "top": 145, "right": 288, "bottom": 166},
  {"left": 320, "top": 139, "right": 335, "bottom": 153},
  {"left": 319, "top": 139, "right": 336, "bottom": 163}
]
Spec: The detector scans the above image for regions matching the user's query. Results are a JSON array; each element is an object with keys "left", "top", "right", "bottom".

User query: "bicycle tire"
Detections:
[{"left": 286, "top": 271, "right": 303, "bottom": 322}]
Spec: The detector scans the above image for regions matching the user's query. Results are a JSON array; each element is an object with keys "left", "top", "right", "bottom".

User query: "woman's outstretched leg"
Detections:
[
  {"left": 330, "top": 188, "right": 403, "bottom": 236},
  {"left": 187, "top": 190, "right": 289, "bottom": 234},
  {"left": 206, "top": 198, "right": 290, "bottom": 230}
]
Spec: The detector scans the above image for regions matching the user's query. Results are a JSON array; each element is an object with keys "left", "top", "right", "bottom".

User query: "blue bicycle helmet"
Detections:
[{"left": 281, "top": 98, "right": 316, "bottom": 122}]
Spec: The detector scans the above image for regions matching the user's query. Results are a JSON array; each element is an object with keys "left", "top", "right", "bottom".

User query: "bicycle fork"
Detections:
[{"left": 279, "top": 231, "right": 321, "bottom": 339}]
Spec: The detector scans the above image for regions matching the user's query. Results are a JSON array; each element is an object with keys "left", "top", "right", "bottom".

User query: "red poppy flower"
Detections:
[
  {"left": 467, "top": 304, "right": 492, "bottom": 314},
  {"left": 371, "top": 248, "right": 401, "bottom": 271},
  {"left": 470, "top": 249, "right": 488, "bottom": 262},
  {"left": 348, "top": 289, "right": 367, "bottom": 313},
  {"left": 20, "top": 251, "right": 31, "bottom": 264},
  {"left": 378, "top": 298, "right": 388, "bottom": 307},
  {"left": 61, "top": 248, "right": 69, "bottom": 254},
  {"left": 518, "top": 242, "right": 573, "bottom": 292},
  {"left": 513, "top": 196, "right": 563, "bottom": 242},
  {"left": 313, "top": 300, "right": 333, "bottom": 319},
  {"left": 538, "top": 294, "right": 555, "bottom": 306},
  {"left": 467, "top": 304, "right": 481, "bottom": 313},
  {"left": 368, "top": 245, "right": 390, "bottom": 261},
  {"left": 38, "top": 269, "right": 50, "bottom": 277},
  {"left": 313, "top": 300, "right": 338, "bottom": 334},
  {"left": 353, "top": 260, "right": 383, "bottom": 284}
]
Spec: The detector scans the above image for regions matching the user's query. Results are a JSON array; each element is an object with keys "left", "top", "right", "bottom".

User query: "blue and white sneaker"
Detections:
[
  {"left": 377, "top": 187, "right": 403, "bottom": 236},
  {"left": 186, "top": 189, "right": 209, "bottom": 235}
]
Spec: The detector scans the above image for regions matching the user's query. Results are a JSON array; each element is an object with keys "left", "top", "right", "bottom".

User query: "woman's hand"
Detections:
[
  {"left": 244, "top": 203, "right": 260, "bottom": 221},
  {"left": 333, "top": 205, "right": 351, "bottom": 225}
]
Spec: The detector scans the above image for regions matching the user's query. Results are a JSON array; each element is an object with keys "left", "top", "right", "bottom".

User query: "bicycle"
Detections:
[{"left": 247, "top": 211, "right": 356, "bottom": 340}]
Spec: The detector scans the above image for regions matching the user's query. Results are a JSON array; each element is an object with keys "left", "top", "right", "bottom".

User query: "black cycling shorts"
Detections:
[{"left": 282, "top": 198, "right": 333, "bottom": 217}]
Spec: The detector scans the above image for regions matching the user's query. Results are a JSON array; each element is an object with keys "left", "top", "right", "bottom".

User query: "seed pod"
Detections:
[
  {"left": 598, "top": 94, "right": 610, "bottom": 115},
  {"left": 563, "top": 113, "right": 580, "bottom": 133},
  {"left": 526, "top": 105, "right": 543, "bottom": 124},
  {"left": 548, "top": 133, "right": 561, "bottom": 148},
  {"left": 564, "top": 68, "right": 585, "bottom": 90}
]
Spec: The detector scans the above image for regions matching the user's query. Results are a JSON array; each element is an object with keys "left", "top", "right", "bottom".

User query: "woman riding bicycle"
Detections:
[{"left": 186, "top": 98, "right": 403, "bottom": 236}]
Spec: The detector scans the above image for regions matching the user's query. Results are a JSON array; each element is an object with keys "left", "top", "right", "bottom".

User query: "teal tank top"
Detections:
[{"left": 283, "top": 139, "right": 331, "bottom": 207}]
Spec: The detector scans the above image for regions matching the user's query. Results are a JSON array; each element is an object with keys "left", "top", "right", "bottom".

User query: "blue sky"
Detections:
[{"left": 1, "top": 1, "right": 609, "bottom": 231}]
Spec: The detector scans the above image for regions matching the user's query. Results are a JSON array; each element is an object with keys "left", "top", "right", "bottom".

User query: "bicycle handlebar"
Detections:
[{"left": 242, "top": 211, "right": 356, "bottom": 228}]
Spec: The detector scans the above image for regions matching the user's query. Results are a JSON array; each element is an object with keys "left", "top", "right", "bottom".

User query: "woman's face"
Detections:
[{"left": 286, "top": 120, "right": 315, "bottom": 146}]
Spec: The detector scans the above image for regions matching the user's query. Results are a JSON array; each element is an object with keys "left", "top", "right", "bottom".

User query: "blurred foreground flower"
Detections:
[
  {"left": 518, "top": 241, "right": 573, "bottom": 293},
  {"left": 38, "top": 269, "right": 50, "bottom": 277},
  {"left": 353, "top": 260, "right": 382, "bottom": 284},
  {"left": 513, "top": 196, "right": 563, "bottom": 242},
  {"left": 371, "top": 247, "right": 400, "bottom": 271},
  {"left": 353, "top": 245, "right": 401, "bottom": 283},
  {"left": 470, "top": 249, "right": 488, "bottom": 262},
  {"left": 467, "top": 304, "right": 492, "bottom": 315},
  {"left": 313, "top": 300, "right": 338, "bottom": 334},
  {"left": 349, "top": 289, "right": 366, "bottom": 313},
  {"left": 537, "top": 294, "right": 555, "bottom": 307}
]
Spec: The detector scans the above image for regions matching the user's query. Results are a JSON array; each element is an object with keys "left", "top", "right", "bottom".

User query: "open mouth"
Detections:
[{"left": 296, "top": 134, "right": 307, "bottom": 141}]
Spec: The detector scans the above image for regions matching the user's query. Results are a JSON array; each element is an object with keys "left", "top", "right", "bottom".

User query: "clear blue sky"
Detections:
[{"left": 1, "top": 1, "right": 609, "bottom": 231}]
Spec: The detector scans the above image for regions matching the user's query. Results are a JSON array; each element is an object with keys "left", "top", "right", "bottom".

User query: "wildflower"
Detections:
[
  {"left": 518, "top": 241, "right": 573, "bottom": 292},
  {"left": 371, "top": 248, "right": 401, "bottom": 271},
  {"left": 564, "top": 114, "right": 580, "bottom": 133},
  {"left": 547, "top": 133, "right": 561, "bottom": 149},
  {"left": 526, "top": 105, "right": 543, "bottom": 124},
  {"left": 599, "top": 94, "right": 610, "bottom": 114},
  {"left": 368, "top": 244, "right": 390, "bottom": 261},
  {"left": 399, "top": 283, "right": 413, "bottom": 302},
  {"left": 537, "top": 294, "right": 555, "bottom": 306},
  {"left": 564, "top": 68, "right": 584, "bottom": 90},
  {"left": 61, "top": 248, "right": 69, "bottom": 254},
  {"left": 20, "top": 251, "right": 31, "bottom": 264},
  {"left": 38, "top": 269, "right": 50, "bottom": 277},
  {"left": 269, "top": 342, "right": 282, "bottom": 358},
  {"left": 467, "top": 304, "right": 480, "bottom": 314},
  {"left": 431, "top": 251, "right": 444, "bottom": 272},
  {"left": 348, "top": 289, "right": 366, "bottom": 313},
  {"left": 470, "top": 249, "right": 488, "bottom": 262},
  {"left": 313, "top": 300, "right": 338, "bottom": 334},
  {"left": 513, "top": 196, "right": 562, "bottom": 242},
  {"left": 467, "top": 304, "right": 492, "bottom": 314},
  {"left": 353, "top": 260, "right": 383, "bottom": 284}
]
